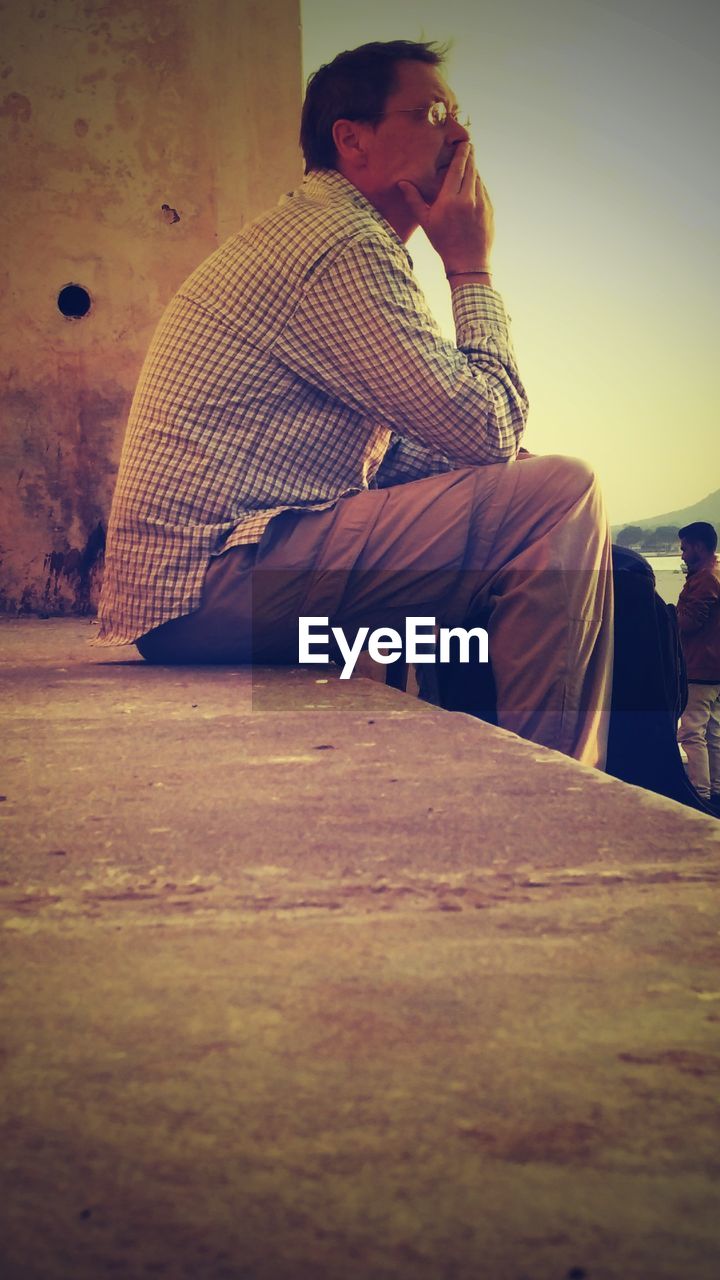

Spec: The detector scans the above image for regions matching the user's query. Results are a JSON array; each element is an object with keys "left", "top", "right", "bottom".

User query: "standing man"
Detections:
[
  {"left": 677, "top": 522, "right": 720, "bottom": 805},
  {"left": 98, "top": 39, "right": 613, "bottom": 767}
]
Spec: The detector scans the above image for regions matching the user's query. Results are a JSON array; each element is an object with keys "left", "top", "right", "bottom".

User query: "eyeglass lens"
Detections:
[{"left": 429, "top": 102, "right": 470, "bottom": 128}]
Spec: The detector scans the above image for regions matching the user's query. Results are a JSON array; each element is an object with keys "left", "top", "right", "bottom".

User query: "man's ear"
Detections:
[{"left": 332, "top": 118, "right": 371, "bottom": 170}]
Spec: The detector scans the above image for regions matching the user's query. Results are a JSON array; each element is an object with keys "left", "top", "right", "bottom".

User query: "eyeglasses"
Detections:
[{"left": 381, "top": 101, "right": 471, "bottom": 129}]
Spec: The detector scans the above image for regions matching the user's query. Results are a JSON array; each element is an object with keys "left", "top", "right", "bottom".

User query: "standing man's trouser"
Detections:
[
  {"left": 137, "top": 455, "right": 614, "bottom": 769},
  {"left": 678, "top": 682, "right": 720, "bottom": 799}
]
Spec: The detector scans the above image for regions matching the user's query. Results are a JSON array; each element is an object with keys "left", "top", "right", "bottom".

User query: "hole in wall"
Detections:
[{"left": 57, "top": 283, "right": 92, "bottom": 319}]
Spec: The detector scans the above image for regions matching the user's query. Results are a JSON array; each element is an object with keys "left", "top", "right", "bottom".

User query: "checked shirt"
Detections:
[{"left": 97, "top": 169, "right": 529, "bottom": 645}]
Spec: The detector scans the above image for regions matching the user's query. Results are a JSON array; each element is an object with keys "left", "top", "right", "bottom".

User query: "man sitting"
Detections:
[{"left": 98, "top": 39, "right": 613, "bottom": 767}]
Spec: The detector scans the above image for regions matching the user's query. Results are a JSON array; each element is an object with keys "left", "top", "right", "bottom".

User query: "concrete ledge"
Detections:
[{"left": 1, "top": 619, "right": 719, "bottom": 1279}]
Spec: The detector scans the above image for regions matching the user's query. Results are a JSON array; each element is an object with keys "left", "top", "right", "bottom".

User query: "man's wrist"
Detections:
[
  {"left": 445, "top": 264, "right": 492, "bottom": 275},
  {"left": 447, "top": 269, "right": 493, "bottom": 288}
]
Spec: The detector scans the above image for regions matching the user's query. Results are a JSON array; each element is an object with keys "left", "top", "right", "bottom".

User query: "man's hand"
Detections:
[{"left": 397, "top": 142, "right": 494, "bottom": 274}]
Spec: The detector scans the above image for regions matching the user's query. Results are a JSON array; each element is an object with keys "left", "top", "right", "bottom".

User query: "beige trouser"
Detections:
[
  {"left": 138, "top": 455, "right": 614, "bottom": 768},
  {"left": 678, "top": 682, "right": 720, "bottom": 798}
]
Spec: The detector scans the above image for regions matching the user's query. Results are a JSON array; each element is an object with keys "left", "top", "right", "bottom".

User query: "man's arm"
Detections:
[
  {"left": 274, "top": 140, "right": 527, "bottom": 465},
  {"left": 274, "top": 237, "right": 527, "bottom": 466},
  {"left": 677, "top": 571, "right": 720, "bottom": 634},
  {"left": 373, "top": 433, "right": 456, "bottom": 488}
]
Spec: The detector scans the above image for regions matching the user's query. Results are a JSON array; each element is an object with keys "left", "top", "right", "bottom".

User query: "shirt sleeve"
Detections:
[
  {"left": 372, "top": 432, "right": 457, "bottom": 487},
  {"left": 272, "top": 233, "right": 529, "bottom": 466},
  {"left": 677, "top": 572, "right": 720, "bottom": 634}
]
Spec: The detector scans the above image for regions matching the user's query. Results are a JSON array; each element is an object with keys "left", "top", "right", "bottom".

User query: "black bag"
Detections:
[{"left": 410, "top": 546, "right": 716, "bottom": 814}]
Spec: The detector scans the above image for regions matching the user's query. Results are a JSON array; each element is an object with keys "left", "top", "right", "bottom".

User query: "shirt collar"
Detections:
[
  {"left": 294, "top": 169, "right": 412, "bottom": 262},
  {"left": 687, "top": 554, "right": 718, "bottom": 576}
]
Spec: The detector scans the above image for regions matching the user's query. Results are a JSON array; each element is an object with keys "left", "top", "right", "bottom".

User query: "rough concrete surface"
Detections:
[{"left": 1, "top": 619, "right": 719, "bottom": 1280}]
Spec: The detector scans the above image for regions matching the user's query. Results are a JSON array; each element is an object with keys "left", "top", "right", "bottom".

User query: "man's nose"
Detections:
[{"left": 447, "top": 116, "right": 471, "bottom": 143}]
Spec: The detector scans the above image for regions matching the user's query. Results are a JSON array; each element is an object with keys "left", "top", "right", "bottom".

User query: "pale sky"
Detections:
[{"left": 301, "top": 0, "right": 720, "bottom": 526}]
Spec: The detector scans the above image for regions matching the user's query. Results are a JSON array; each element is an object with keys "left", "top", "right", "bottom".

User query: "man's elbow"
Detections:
[
  {"left": 498, "top": 443, "right": 521, "bottom": 464},
  {"left": 678, "top": 613, "right": 705, "bottom": 635},
  {"left": 487, "top": 434, "right": 523, "bottom": 465}
]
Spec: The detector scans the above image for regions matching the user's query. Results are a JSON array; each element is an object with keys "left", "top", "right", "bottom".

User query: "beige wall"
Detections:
[{"left": 0, "top": 0, "right": 303, "bottom": 615}]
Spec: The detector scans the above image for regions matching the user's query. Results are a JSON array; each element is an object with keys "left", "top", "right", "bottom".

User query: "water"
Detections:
[{"left": 642, "top": 554, "right": 685, "bottom": 606}]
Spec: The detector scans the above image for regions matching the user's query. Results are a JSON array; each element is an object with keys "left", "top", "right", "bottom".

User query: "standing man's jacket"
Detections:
[{"left": 677, "top": 559, "right": 720, "bottom": 680}]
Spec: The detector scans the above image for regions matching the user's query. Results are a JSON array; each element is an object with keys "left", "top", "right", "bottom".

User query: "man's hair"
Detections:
[
  {"left": 300, "top": 39, "right": 448, "bottom": 174},
  {"left": 679, "top": 521, "right": 718, "bottom": 552}
]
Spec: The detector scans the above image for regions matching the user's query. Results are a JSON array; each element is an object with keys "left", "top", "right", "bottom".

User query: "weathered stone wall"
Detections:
[{"left": 0, "top": 0, "right": 302, "bottom": 615}]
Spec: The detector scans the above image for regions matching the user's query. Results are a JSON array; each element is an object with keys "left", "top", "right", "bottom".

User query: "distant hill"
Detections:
[{"left": 612, "top": 487, "right": 720, "bottom": 536}]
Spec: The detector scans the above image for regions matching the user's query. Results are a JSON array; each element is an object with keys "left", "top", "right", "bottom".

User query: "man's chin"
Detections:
[
  {"left": 419, "top": 174, "right": 445, "bottom": 202},
  {"left": 395, "top": 174, "right": 443, "bottom": 208}
]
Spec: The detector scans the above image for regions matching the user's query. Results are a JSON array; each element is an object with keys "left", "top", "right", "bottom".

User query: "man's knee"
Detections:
[
  {"left": 679, "top": 717, "right": 707, "bottom": 745},
  {"left": 540, "top": 453, "right": 600, "bottom": 498},
  {"left": 506, "top": 454, "right": 604, "bottom": 526}
]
